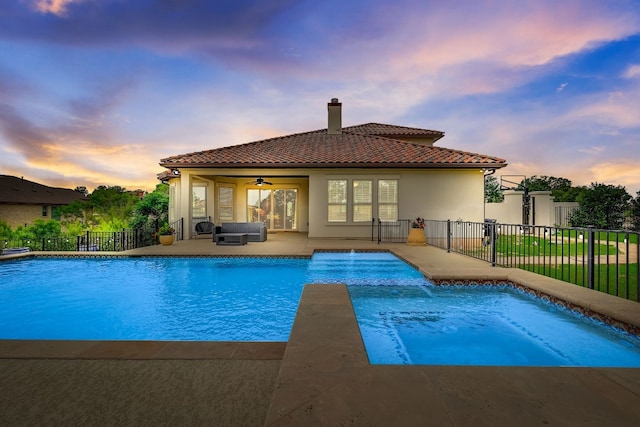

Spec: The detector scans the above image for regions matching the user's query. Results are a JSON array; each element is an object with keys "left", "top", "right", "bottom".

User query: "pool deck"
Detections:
[{"left": 1, "top": 232, "right": 639, "bottom": 426}]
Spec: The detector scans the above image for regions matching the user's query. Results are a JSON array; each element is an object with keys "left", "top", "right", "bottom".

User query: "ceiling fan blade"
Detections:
[{"left": 252, "top": 177, "right": 273, "bottom": 185}]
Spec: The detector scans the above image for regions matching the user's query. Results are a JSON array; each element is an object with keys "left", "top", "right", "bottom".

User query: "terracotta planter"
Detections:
[
  {"left": 159, "top": 234, "right": 174, "bottom": 246},
  {"left": 407, "top": 228, "right": 426, "bottom": 246}
]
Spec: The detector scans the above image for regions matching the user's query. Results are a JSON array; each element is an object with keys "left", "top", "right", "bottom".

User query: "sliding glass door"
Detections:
[{"left": 247, "top": 188, "right": 297, "bottom": 230}]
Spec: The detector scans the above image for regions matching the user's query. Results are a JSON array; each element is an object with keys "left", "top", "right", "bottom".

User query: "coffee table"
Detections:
[{"left": 216, "top": 233, "right": 248, "bottom": 246}]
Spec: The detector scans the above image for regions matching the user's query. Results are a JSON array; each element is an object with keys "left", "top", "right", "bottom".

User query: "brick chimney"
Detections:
[{"left": 327, "top": 98, "right": 342, "bottom": 135}]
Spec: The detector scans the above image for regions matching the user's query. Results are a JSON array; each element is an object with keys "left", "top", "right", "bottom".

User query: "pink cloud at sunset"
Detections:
[{"left": 0, "top": 0, "right": 638, "bottom": 195}]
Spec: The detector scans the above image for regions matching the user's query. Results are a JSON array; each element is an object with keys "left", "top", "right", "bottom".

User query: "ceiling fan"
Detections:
[{"left": 249, "top": 177, "right": 273, "bottom": 186}]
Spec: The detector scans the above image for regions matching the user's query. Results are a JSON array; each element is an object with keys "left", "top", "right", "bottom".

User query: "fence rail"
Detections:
[
  {"left": 376, "top": 219, "right": 411, "bottom": 243},
  {"left": 2, "top": 225, "right": 158, "bottom": 253},
  {"left": 424, "top": 219, "right": 639, "bottom": 302}
]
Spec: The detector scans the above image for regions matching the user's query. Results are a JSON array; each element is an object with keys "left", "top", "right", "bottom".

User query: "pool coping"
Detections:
[
  {"left": 265, "top": 284, "right": 640, "bottom": 426},
  {"left": 0, "top": 340, "right": 286, "bottom": 360}
]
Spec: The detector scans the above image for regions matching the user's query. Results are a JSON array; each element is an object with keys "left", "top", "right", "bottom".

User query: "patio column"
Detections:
[{"left": 179, "top": 172, "right": 193, "bottom": 239}]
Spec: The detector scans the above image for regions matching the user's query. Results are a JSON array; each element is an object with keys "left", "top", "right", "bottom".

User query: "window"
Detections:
[
  {"left": 378, "top": 180, "right": 398, "bottom": 221},
  {"left": 169, "top": 185, "right": 176, "bottom": 221},
  {"left": 248, "top": 188, "right": 298, "bottom": 230},
  {"left": 328, "top": 180, "right": 347, "bottom": 222},
  {"left": 42, "top": 206, "right": 48, "bottom": 217},
  {"left": 353, "top": 180, "right": 372, "bottom": 222},
  {"left": 192, "top": 185, "right": 207, "bottom": 218},
  {"left": 218, "top": 187, "right": 234, "bottom": 222}
]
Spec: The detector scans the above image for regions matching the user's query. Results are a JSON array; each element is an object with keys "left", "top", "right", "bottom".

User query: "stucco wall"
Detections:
[
  {"left": 485, "top": 191, "right": 579, "bottom": 227},
  {"left": 170, "top": 168, "right": 486, "bottom": 239},
  {"left": 308, "top": 169, "right": 485, "bottom": 239}
]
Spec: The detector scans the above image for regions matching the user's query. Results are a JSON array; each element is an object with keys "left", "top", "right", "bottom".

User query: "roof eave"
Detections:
[{"left": 158, "top": 162, "right": 508, "bottom": 169}]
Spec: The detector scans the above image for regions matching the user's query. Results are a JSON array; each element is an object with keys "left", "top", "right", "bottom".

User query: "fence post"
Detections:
[
  {"left": 446, "top": 220, "right": 451, "bottom": 253},
  {"left": 587, "top": 226, "right": 595, "bottom": 289},
  {"left": 371, "top": 218, "right": 374, "bottom": 242},
  {"left": 490, "top": 222, "right": 497, "bottom": 267}
]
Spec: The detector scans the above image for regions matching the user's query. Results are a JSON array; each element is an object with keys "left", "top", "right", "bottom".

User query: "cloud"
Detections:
[
  {"left": 623, "top": 64, "right": 640, "bottom": 78},
  {"left": 6, "top": 0, "right": 298, "bottom": 55},
  {"left": 590, "top": 161, "right": 640, "bottom": 192},
  {"left": 31, "top": 0, "right": 84, "bottom": 16},
  {"left": 2, "top": 0, "right": 640, "bottom": 195}
]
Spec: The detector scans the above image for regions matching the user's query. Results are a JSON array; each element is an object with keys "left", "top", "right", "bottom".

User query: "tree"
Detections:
[
  {"left": 569, "top": 183, "right": 632, "bottom": 229},
  {"left": 131, "top": 184, "right": 169, "bottom": 229},
  {"left": 74, "top": 186, "right": 89, "bottom": 197},
  {"left": 553, "top": 186, "right": 587, "bottom": 203},
  {"left": 519, "top": 175, "right": 583, "bottom": 202},
  {"left": 89, "top": 186, "right": 139, "bottom": 225},
  {"left": 484, "top": 175, "right": 504, "bottom": 203},
  {"left": 630, "top": 191, "right": 640, "bottom": 231},
  {"left": 58, "top": 185, "right": 147, "bottom": 231},
  {"left": 0, "top": 221, "right": 11, "bottom": 240}
]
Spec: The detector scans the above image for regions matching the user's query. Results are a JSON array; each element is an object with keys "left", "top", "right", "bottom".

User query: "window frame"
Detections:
[
  {"left": 192, "top": 184, "right": 207, "bottom": 219},
  {"left": 352, "top": 179, "right": 373, "bottom": 222},
  {"left": 326, "top": 177, "right": 400, "bottom": 224},
  {"left": 327, "top": 179, "right": 348, "bottom": 223},
  {"left": 218, "top": 186, "right": 234, "bottom": 222},
  {"left": 377, "top": 179, "right": 399, "bottom": 222}
]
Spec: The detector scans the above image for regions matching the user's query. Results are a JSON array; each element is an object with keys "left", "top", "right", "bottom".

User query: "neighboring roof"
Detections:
[
  {"left": 0, "top": 175, "right": 86, "bottom": 205},
  {"left": 159, "top": 122, "right": 506, "bottom": 169}
]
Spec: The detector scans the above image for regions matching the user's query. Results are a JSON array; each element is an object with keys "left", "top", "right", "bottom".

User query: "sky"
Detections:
[{"left": 1, "top": 0, "right": 639, "bottom": 195}]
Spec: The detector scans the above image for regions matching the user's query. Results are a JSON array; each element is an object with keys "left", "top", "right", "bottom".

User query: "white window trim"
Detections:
[
  {"left": 217, "top": 185, "right": 235, "bottom": 222},
  {"left": 325, "top": 176, "right": 400, "bottom": 225}
]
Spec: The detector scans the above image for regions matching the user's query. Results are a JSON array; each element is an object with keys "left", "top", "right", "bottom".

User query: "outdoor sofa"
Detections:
[{"left": 213, "top": 222, "right": 267, "bottom": 243}]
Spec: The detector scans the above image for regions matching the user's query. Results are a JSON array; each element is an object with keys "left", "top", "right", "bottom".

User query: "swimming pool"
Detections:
[
  {"left": 1, "top": 253, "right": 639, "bottom": 367},
  {"left": 0, "top": 253, "right": 422, "bottom": 341},
  {"left": 350, "top": 284, "right": 640, "bottom": 367}
]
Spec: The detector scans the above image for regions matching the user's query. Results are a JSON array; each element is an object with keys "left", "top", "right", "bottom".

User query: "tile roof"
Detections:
[
  {"left": 342, "top": 123, "right": 445, "bottom": 140},
  {"left": 0, "top": 175, "right": 87, "bottom": 205},
  {"left": 159, "top": 123, "right": 506, "bottom": 169}
]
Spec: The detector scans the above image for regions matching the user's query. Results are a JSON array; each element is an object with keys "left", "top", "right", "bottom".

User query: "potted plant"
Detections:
[
  {"left": 158, "top": 223, "right": 175, "bottom": 246},
  {"left": 407, "top": 217, "right": 426, "bottom": 246}
]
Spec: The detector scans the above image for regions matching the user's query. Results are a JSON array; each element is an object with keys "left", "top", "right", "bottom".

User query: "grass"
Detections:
[
  {"left": 557, "top": 229, "right": 638, "bottom": 244},
  {"left": 493, "top": 235, "right": 618, "bottom": 257},
  {"left": 522, "top": 263, "right": 639, "bottom": 301}
]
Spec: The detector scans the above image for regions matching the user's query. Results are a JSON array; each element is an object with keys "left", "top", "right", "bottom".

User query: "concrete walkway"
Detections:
[{"left": 1, "top": 233, "right": 639, "bottom": 426}]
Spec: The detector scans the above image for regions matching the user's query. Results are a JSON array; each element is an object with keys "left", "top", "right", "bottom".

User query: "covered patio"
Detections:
[{"left": 1, "top": 235, "right": 639, "bottom": 426}]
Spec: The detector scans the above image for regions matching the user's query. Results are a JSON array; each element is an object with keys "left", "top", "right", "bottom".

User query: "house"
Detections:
[
  {"left": 0, "top": 175, "right": 87, "bottom": 228},
  {"left": 158, "top": 99, "right": 507, "bottom": 239}
]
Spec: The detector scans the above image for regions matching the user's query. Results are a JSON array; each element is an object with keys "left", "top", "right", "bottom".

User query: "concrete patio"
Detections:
[{"left": 1, "top": 232, "right": 639, "bottom": 426}]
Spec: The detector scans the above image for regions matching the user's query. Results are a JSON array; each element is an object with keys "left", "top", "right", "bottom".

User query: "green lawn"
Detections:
[
  {"left": 521, "top": 263, "right": 639, "bottom": 301},
  {"left": 557, "top": 229, "right": 638, "bottom": 244},
  {"left": 494, "top": 235, "right": 618, "bottom": 257}
]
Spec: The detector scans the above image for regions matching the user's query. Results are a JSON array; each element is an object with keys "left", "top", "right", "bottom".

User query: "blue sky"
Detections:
[{"left": 1, "top": 0, "right": 639, "bottom": 195}]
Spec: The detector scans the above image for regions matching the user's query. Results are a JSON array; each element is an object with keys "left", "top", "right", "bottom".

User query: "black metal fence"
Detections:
[
  {"left": 170, "top": 218, "right": 184, "bottom": 241},
  {"left": 375, "top": 219, "right": 412, "bottom": 243},
  {"left": 424, "top": 219, "right": 640, "bottom": 302},
  {"left": 2, "top": 225, "right": 158, "bottom": 253}
]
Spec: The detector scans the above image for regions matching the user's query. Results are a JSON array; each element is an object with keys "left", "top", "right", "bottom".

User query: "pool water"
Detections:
[
  {"left": 0, "top": 253, "right": 422, "bottom": 341},
  {"left": 1, "top": 253, "right": 639, "bottom": 367},
  {"left": 350, "top": 284, "right": 640, "bottom": 367}
]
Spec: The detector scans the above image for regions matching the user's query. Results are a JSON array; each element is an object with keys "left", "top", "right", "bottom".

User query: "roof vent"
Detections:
[{"left": 327, "top": 98, "right": 342, "bottom": 135}]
